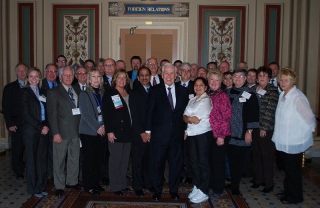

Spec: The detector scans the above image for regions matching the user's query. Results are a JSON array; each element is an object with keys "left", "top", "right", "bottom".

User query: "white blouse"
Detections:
[
  {"left": 183, "top": 93, "right": 212, "bottom": 136},
  {"left": 272, "top": 86, "right": 315, "bottom": 154}
]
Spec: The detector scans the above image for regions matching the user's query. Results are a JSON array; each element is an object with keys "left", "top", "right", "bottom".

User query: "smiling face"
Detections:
[
  {"left": 258, "top": 72, "right": 270, "bottom": 88},
  {"left": 75, "top": 67, "right": 87, "bottom": 85},
  {"left": 147, "top": 58, "right": 159, "bottom": 76},
  {"left": 104, "top": 59, "right": 115, "bottom": 77},
  {"left": 162, "top": 65, "right": 176, "bottom": 86},
  {"left": 61, "top": 68, "right": 74, "bottom": 86},
  {"left": 180, "top": 65, "right": 191, "bottom": 82},
  {"left": 131, "top": 59, "right": 141, "bottom": 71},
  {"left": 45, "top": 65, "right": 58, "bottom": 82},
  {"left": 233, "top": 72, "right": 246, "bottom": 88},
  {"left": 28, "top": 70, "right": 41, "bottom": 87},
  {"left": 115, "top": 72, "right": 127, "bottom": 88},
  {"left": 223, "top": 74, "right": 233, "bottom": 88},
  {"left": 246, "top": 71, "right": 257, "bottom": 86},
  {"left": 208, "top": 74, "right": 222, "bottom": 91},
  {"left": 137, "top": 68, "right": 151, "bottom": 87},
  {"left": 16, "top": 64, "right": 28, "bottom": 81},
  {"left": 194, "top": 79, "right": 207, "bottom": 96}
]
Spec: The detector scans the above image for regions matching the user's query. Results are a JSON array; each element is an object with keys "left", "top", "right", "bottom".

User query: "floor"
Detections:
[{"left": 0, "top": 150, "right": 319, "bottom": 208}]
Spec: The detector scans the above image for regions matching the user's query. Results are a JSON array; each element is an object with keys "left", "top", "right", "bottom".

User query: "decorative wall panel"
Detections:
[
  {"left": 264, "top": 5, "right": 281, "bottom": 66},
  {"left": 53, "top": 5, "right": 99, "bottom": 68},
  {"left": 198, "top": 5, "right": 246, "bottom": 69},
  {"left": 18, "top": 3, "right": 34, "bottom": 67}
]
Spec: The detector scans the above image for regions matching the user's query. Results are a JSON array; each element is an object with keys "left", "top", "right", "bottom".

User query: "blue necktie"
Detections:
[
  {"left": 167, "top": 87, "right": 174, "bottom": 109},
  {"left": 68, "top": 88, "right": 75, "bottom": 106}
]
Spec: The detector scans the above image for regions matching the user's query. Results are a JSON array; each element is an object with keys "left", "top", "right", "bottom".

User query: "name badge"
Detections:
[
  {"left": 257, "top": 89, "right": 266, "bottom": 96},
  {"left": 241, "top": 91, "right": 251, "bottom": 99},
  {"left": 111, "top": 94, "right": 123, "bottom": 109},
  {"left": 189, "top": 94, "right": 194, "bottom": 99},
  {"left": 72, "top": 108, "right": 81, "bottom": 115},
  {"left": 239, "top": 97, "right": 246, "bottom": 103},
  {"left": 98, "top": 115, "right": 103, "bottom": 125},
  {"left": 39, "top": 95, "right": 46, "bottom": 102},
  {"left": 97, "top": 106, "right": 101, "bottom": 114}
]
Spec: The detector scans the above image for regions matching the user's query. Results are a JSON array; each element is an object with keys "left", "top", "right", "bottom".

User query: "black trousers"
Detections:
[
  {"left": 252, "top": 130, "right": 275, "bottom": 188},
  {"left": 23, "top": 130, "right": 48, "bottom": 194},
  {"left": 47, "top": 133, "right": 53, "bottom": 178},
  {"left": 10, "top": 128, "right": 25, "bottom": 175},
  {"left": 131, "top": 136, "right": 152, "bottom": 190},
  {"left": 100, "top": 140, "right": 109, "bottom": 180},
  {"left": 279, "top": 151, "right": 303, "bottom": 202},
  {"left": 208, "top": 135, "right": 230, "bottom": 194},
  {"left": 227, "top": 144, "right": 249, "bottom": 191},
  {"left": 187, "top": 132, "right": 210, "bottom": 194},
  {"left": 80, "top": 134, "right": 104, "bottom": 191},
  {"left": 152, "top": 138, "right": 182, "bottom": 193}
]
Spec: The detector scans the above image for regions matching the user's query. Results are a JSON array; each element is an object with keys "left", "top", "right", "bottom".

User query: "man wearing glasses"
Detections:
[
  {"left": 73, "top": 66, "right": 88, "bottom": 94},
  {"left": 102, "top": 58, "right": 116, "bottom": 90},
  {"left": 56, "top": 55, "right": 67, "bottom": 69},
  {"left": 147, "top": 57, "right": 163, "bottom": 86}
]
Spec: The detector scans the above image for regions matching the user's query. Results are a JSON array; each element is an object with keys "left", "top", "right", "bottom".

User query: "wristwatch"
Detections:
[{"left": 247, "top": 129, "right": 253, "bottom": 134}]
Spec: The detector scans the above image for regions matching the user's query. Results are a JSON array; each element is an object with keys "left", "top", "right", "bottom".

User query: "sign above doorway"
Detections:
[{"left": 108, "top": 2, "right": 189, "bottom": 17}]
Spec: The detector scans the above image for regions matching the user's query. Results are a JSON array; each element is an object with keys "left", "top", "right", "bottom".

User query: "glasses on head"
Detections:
[
  {"left": 104, "top": 64, "right": 114, "bottom": 68},
  {"left": 233, "top": 75, "right": 245, "bottom": 78},
  {"left": 47, "top": 70, "right": 58, "bottom": 73},
  {"left": 57, "top": 60, "right": 66, "bottom": 63},
  {"left": 258, "top": 74, "right": 269, "bottom": 78}
]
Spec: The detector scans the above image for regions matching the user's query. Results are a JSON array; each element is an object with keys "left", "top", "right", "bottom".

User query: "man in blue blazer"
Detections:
[{"left": 145, "top": 63, "right": 189, "bottom": 201}]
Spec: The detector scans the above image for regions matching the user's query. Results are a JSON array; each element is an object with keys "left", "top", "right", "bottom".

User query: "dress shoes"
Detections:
[
  {"left": 55, "top": 189, "right": 64, "bottom": 197},
  {"left": 95, "top": 185, "right": 105, "bottom": 192},
  {"left": 261, "top": 186, "right": 274, "bottom": 193},
  {"left": 280, "top": 196, "right": 303, "bottom": 204},
  {"left": 147, "top": 187, "right": 156, "bottom": 193},
  {"left": 66, "top": 184, "right": 81, "bottom": 190},
  {"left": 16, "top": 174, "right": 24, "bottom": 180},
  {"left": 232, "top": 189, "right": 240, "bottom": 196},
  {"left": 134, "top": 189, "right": 145, "bottom": 197},
  {"left": 276, "top": 192, "right": 285, "bottom": 199},
  {"left": 114, "top": 191, "right": 123, "bottom": 196},
  {"left": 184, "top": 177, "right": 193, "bottom": 184},
  {"left": 86, "top": 188, "right": 100, "bottom": 196},
  {"left": 153, "top": 192, "right": 162, "bottom": 201},
  {"left": 170, "top": 192, "right": 180, "bottom": 200},
  {"left": 250, "top": 183, "right": 265, "bottom": 188}
]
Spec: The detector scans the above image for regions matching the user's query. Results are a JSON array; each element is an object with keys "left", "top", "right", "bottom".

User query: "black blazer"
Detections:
[
  {"left": 102, "top": 88, "right": 131, "bottom": 143},
  {"left": 21, "top": 87, "right": 48, "bottom": 132},
  {"left": 72, "top": 82, "right": 84, "bottom": 95},
  {"left": 103, "top": 75, "right": 112, "bottom": 91},
  {"left": 145, "top": 82, "right": 189, "bottom": 144},
  {"left": 177, "top": 80, "right": 195, "bottom": 95},
  {"left": 129, "top": 82, "right": 149, "bottom": 140},
  {"left": 127, "top": 70, "right": 134, "bottom": 80},
  {"left": 2, "top": 80, "right": 24, "bottom": 128},
  {"left": 41, "top": 78, "right": 60, "bottom": 97}
]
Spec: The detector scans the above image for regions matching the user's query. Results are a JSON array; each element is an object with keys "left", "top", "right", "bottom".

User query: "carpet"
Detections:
[{"left": 21, "top": 182, "right": 249, "bottom": 208}]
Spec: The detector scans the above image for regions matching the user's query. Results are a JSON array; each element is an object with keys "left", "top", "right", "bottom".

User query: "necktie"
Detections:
[
  {"left": 82, "top": 86, "right": 85, "bottom": 91},
  {"left": 271, "top": 79, "right": 275, "bottom": 86},
  {"left": 167, "top": 87, "right": 174, "bottom": 109},
  {"left": 68, "top": 88, "right": 76, "bottom": 106},
  {"left": 146, "top": 87, "right": 149, "bottom": 93},
  {"left": 108, "top": 77, "right": 112, "bottom": 85},
  {"left": 183, "top": 83, "right": 186, "bottom": 87},
  {"left": 153, "top": 77, "right": 157, "bottom": 86},
  {"left": 50, "top": 82, "right": 54, "bottom": 89}
]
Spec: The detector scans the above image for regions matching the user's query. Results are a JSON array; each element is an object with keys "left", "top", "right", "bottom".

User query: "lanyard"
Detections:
[{"left": 92, "top": 93, "right": 101, "bottom": 107}]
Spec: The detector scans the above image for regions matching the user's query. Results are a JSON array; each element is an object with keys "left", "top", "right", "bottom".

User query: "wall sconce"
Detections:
[{"left": 130, "top": 26, "right": 138, "bottom": 35}]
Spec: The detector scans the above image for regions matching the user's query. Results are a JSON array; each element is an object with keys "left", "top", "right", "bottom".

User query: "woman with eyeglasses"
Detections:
[
  {"left": 225, "top": 69, "right": 259, "bottom": 196},
  {"left": 251, "top": 66, "right": 279, "bottom": 193},
  {"left": 272, "top": 68, "right": 315, "bottom": 204}
]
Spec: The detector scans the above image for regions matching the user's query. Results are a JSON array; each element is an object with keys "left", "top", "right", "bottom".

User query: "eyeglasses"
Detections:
[
  {"left": 46, "top": 70, "right": 58, "bottom": 73},
  {"left": 208, "top": 66, "right": 216, "bottom": 69},
  {"left": 224, "top": 77, "right": 232, "bottom": 80},
  {"left": 147, "top": 62, "right": 157, "bottom": 65},
  {"left": 104, "top": 64, "right": 114, "bottom": 68},
  {"left": 181, "top": 69, "right": 191, "bottom": 73},
  {"left": 62, "top": 74, "right": 73, "bottom": 77},
  {"left": 233, "top": 75, "right": 245, "bottom": 78},
  {"left": 76, "top": 72, "right": 87, "bottom": 75},
  {"left": 258, "top": 74, "right": 269, "bottom": 77},
  {"left": 57, "top": 60, "right": 66, "bottom": 63}
]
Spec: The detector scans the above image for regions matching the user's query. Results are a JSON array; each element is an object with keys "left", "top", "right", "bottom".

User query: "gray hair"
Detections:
[
  {"left": 179, "top": 62, "right": 191, "bottom": 71},
  {"left": 59, "top": 66, "right": 75, "bottom": 81},
  {"left": 15, "top": 62, "right": 29, "bottom": 73},
  {"left": 161, "top": 63, "right": 177, "bottom": 74}
]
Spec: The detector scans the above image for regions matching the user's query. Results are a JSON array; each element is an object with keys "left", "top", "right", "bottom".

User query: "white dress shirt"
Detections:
[
  {"left": 272, "top": 86, "right": 315, "bottom": 154},
  {"left": 151, "top": 75, "right": 160, "bottom": 86},
  {"left": 183, "top": 93, "right": 212, "bottom": 136}
]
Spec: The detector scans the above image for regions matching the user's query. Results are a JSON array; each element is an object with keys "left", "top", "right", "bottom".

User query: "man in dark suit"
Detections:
[
  {"left": 2, "top": 62, "right": 29, "bottom": 180},
  {"left": 147, "top": 57, "right": 163, "bottom": 86},
  {"left": 129, "top": 66, "right": 153, "bottom": 197},
  {"left": 40, "top": 63, "right": 59, "bottom": 181},
  {"left": 47, "top": 66, "right": 81, "bottom": 197},
  {"left": 127, "top": 56, "right": 142, "bottom": 82},
  {"left": 102, "top": 58, "right": 116, "bottom": 91},
  {"left": 145, "top": 63, "right": 189, "bottom": 201},
  {"left": 176, "top": 62, "right": 195, "bottom": 184},
  {"left": 73, "top": 66, "right": 87, "bottom": 94}
]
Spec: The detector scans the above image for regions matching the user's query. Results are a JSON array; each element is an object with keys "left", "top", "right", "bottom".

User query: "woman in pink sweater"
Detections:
[{"left": 207, "top": 70, "right": 232, "bottom": 198}]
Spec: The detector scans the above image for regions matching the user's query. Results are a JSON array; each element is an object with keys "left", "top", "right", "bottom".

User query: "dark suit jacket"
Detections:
[
  {"left": 2, "top": 80, "right": 24, "bottom": 128},
  {"left": 127, "top": 70, "right": 136, "bottom": 80},
  {"left": 145, "top": 82, "right": 189, "bottom": 144},
  {"left": 21, "top": 87, "right": 48, "bottom": 133},
  {"left": 47, "top": 84, "right": 80, "bottom": 140},
  {"left": 41, "top": 78, "right": 60, "bottom": 97},
  {"left": 177, "top": 80, "right": 195, "bottom": 95},
  {"left": 103, "top": 75, "right": 112, "bottom": 91},
  {"left": 102, "top": 88, "right": 131, "bottom": 143},
  {"left": 129, "top": 82, "right": 149, "bottom": 140},
  {"left": 72, "top": 82, "right": 83, "bottom": 95}
]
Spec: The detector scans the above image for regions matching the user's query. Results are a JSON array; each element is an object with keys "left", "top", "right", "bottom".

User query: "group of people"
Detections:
[{"left": 1, "top": 56, "right": 315, "bottom": 205}]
